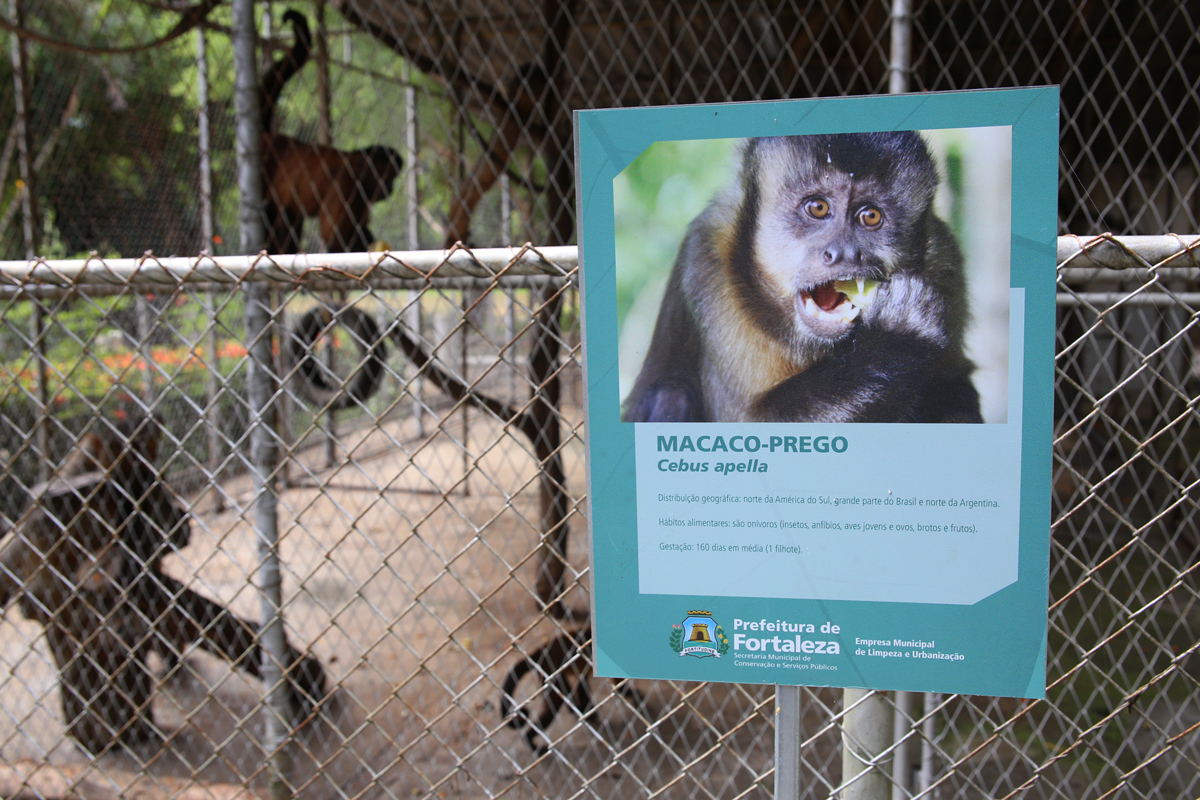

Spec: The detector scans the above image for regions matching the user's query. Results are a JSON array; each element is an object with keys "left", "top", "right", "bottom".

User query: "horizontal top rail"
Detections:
[
  {"left": 1057, "top": 234, "right": 1200, "bottom": 278},
  {"left": 0, "top": 237, "right": 1196, "bottom": 290},
  {"left": 0, "top": 245, "right": 578, "bottom": 288}
]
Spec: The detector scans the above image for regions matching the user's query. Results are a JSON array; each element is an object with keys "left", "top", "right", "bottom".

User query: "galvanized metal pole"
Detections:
[
  {"left": 136, "top": 294, "right": 155, "bottom": 404},
  {"left": 196, "top": 25, "right": 225, "bottom": 511},
  {"left": 842, "top": 689, "right": 893, "bottom": 800},
  {"left": 500, "top": 174, "right": 517, "bottom": 401},
  {"left": 919, "top": 693, "right": 939, "bottom": 795},
  {"left": 460, "top": 290, "right": 471, "bottom": 495},
  {"left": 315, "top": 0, "right": 339, "bottom": 467},
  {"left": 233, "top": 0, "right": 292, "bottom": 796},
  {"left": 892, "top": 691, "right": 913, "bottom": 800},
  {"left": 8, "top": 0, "right": 37, "bottom": 257},
  {"left": 888, "top": 0, "right": 912, "bottom": 94},
  {"left": 404, "top": 61, "right": 425, "bottom": 436},
  {"left": 456, "top": 110, "right": 471, "bottom": 492},
  {"left": 234, "top": 0, "right": 265, "bottom": 252},
  {"left": 775, "top": 686, "right": 803, "bottom": 799},
  {"left": 9, "top": 0, "right": 48, "bottom": 481},
  {"left": 315, "top": 0, "right": 331, "bottom": 146},
  {"left": 840, "top": 6, "right": 914, "bottom": 796},
  {"left": 196, "top": 28, "right": 214, "bottom": 247}
]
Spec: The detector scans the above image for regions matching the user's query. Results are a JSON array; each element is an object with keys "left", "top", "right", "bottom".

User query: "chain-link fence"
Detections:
[
  {"left": 0, "top": 0, "right": 1198, "bottom": 799},
  {"left": 0, "top": 237, "right": 1195, "bottom": 800},
  {"left": 1, "top": 0, "right": 1197, "bottom": 262}
]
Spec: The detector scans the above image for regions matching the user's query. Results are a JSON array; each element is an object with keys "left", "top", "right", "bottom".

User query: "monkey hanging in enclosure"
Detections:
[
  {"left": 0, "top": 416, "right": 327, "bottom": 754},
  {"left": 259, "top": 10, "right": 403, "bottom": 254},
  {"left": 624, "top": 132, "right": 983, "bottom": 424}
]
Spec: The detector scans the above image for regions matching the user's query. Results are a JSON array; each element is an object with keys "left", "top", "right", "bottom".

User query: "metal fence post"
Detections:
[
  {"left": 136, "top": 294, "right": 155, "bottom": 404},
  {"left": 843, "top": 689, "right": 893, "bottom": 800},
  {"left": 315, "top": 0, "right": 339, "bottom": 468},
  {"left": 838, "top": 7, "right": 915, "bottom": 797},
  {"left": 9, "top": 0, "right": 49, "bottom": 480},
  {"left": 405, "top": 61, "right": 425, "bottom": 436},
  {"left": 233, "top": 0, "right": 292, "bottom": 796},
  {"left": 500, "top": 174, "right": 517, "bottom": 401},
  {"left": 920, "top": 693, "right": 939, "bottom": 795},
  {"left": 8, "top": 0, "right": 37, "bottom": 258},
  {"left": 775, "top": 685, "right": 803, "bottom": 799},
  {"left": 460, "top": 290, "right": 471, "bottom": 495},
  {"left": 315, "top": 0, "right": 332, "bottom": 146},
  {"left": 888, "top": 0, "right": 912, "bottom": 94},
  {"left": 892, "top": 691, "right": 913, "bottom": 800},
  {"left": 196, "top": 24, "right": 226, "bottom": 511}
]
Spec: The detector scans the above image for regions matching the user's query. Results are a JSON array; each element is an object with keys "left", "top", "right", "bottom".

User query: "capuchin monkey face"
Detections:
[{"left": 749, "top": 134, "right": 938, "bottom": 343}]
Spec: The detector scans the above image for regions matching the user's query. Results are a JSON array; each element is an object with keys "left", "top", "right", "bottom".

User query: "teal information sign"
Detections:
[{"left": 576, "top": 88, "right": 1058, "bottom": 698}]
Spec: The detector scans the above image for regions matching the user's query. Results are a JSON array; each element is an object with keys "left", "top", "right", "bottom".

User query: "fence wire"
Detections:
[
  {"left": 1, "top": 1, "right": 1198, "bottom": 799},
  {"left": 0, "top": 237, "right": 1193, "bottom": 800},
  {"left": 1, "top": 0, "right": 1197, "bottom": 262}
]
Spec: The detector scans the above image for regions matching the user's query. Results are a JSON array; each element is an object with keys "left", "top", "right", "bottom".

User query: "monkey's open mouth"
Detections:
[{"left": 800, "top": 278, "right": 880, "bottom": 324}]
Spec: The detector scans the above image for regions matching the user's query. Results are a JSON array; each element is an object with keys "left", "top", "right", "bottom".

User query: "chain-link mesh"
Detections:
[
  {"left": 0, "top": 0, "right": 1198, "bottom": 798},
  {"left": 1, "top": 1, "right": 1196, "bottom": 262},
  {"left": 0, "top": 238, "right": 1193, "bottom": 800}
]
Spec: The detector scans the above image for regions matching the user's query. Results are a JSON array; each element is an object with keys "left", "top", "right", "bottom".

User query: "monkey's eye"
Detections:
[
  {"left": 857, "top": 206, "right": 884, "bottom": 229},
  {"left": 803, "top": 198, "right": 831, "bottom": 219}
]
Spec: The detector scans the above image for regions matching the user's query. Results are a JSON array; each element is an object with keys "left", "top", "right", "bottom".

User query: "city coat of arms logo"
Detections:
[{"left": 669, "top": 611, "right": 729, "bottom": 658}]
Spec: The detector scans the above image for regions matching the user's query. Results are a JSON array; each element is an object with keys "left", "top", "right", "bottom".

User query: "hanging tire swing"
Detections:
[{"left": 287, "top": 305, "right": 388, "bottom": 410}]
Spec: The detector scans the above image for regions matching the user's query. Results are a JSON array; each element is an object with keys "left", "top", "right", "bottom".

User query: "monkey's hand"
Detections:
[
  {"left": 756, "top": 266, "right": 982, "bottom": 423},
  {"left": 859, "top": 273, "right": 951, "bottom": 348},
  {"left": 754, "top": 326, "right": 947, "bottom": 423}
]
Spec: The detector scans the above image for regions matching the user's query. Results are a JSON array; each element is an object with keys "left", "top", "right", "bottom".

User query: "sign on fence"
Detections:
[{"left": 576, "top": 87, "right": 1058, "bottom": 697}]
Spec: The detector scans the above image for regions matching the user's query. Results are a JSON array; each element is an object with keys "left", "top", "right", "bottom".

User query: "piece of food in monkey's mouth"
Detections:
[
  {"left": 834, "top": 278, "right": 880, "bottom": 309},
  {"left": 801, "top": 278, "right": 881, "bottom": 323}
]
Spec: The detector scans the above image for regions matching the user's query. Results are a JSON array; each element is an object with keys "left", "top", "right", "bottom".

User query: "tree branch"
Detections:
[{"left": 0, "top": 0, "right": 220, "bottom": 55}]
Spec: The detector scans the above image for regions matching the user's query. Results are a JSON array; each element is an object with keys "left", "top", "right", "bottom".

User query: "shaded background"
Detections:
[{"left": 0, "top": 2, "right": 1199, "bottom": 798}]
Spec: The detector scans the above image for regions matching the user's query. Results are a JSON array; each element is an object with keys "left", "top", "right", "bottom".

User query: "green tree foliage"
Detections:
[
  {"left": 0, "top": 1, "right": 224, "bottom": 258},
  {"left": 1, "top": 1, "right": 552, "bottom": 258},
  {"left": 613, "top": 138, "right": 740, "bottom": 332}
]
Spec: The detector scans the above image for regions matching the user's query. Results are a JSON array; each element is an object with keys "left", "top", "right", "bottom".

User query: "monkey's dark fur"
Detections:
[
  {"left": 500, "top": 626, "right": 649, "bottom": 753},
  {"left": 0, "top": 417, "right": 327, "bottom": 754},
  {"left": 260, "top": 10, "right": 402, "bottom": 254},
  {"left": 624, "top": 132, "right": 983, "bottom": 424},
  {"left": 500, "top": 627, "right": 594, "bottom": 753}
]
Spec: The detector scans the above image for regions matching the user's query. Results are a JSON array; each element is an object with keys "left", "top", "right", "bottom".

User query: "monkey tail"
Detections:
[
  {"left": 259, "top": 10, "right": 312, "bottom": 130},
  {"left": 499, "top": 627, "right": 597, "bottom": 753},
  {"left": 499, "top": 654, "right": 538, "bottom": 731}
]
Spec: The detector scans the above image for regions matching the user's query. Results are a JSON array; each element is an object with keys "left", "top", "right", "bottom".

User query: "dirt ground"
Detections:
[{"left": 0, "top": 407, "right": 775, "bottom": 800}]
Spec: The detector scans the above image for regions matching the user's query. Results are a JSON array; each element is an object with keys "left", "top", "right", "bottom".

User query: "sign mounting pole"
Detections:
[{"left": 775, "top": 685, "right": 803, "bottom": 799}]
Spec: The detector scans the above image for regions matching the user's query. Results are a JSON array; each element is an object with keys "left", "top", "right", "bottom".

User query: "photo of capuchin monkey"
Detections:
[{"left": 618, "top": 130, "right": 1012, "bottom": 424}]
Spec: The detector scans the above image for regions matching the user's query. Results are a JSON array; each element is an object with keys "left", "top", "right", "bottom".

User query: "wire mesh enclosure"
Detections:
[
  {"left": 0, "top": 0, "right": 1197, "bottom": 799},
  {"left": 1, "top": 0, "right": 1197, "bottom": 263},
  {"left": 0, "top": 239, "right": 1196, "bottom": 800}
]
